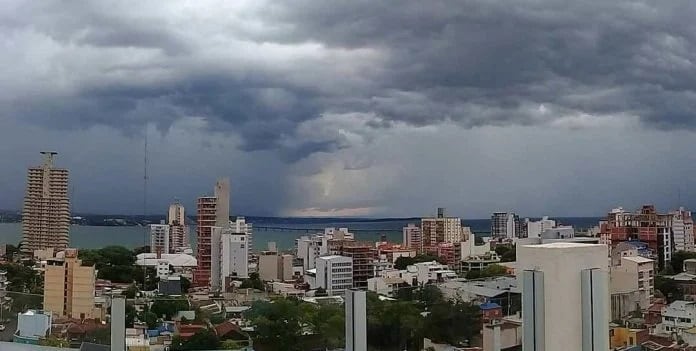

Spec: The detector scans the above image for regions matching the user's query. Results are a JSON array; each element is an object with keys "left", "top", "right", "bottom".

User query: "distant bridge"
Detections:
[
  {"left": 253, "top": 226, "right": 399, "bottom": 233},
  {"left": 252, "top": 226, "right": 489, "bottom": 236}
]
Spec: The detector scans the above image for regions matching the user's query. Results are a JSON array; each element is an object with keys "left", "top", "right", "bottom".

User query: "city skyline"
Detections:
[{"left": 3, "top": 1, "right": 696, "bottom": 218}]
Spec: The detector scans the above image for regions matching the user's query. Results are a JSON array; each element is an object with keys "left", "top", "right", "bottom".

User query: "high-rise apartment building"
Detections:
[
  {"left": 402, "top": 223, "right": 422, "bottom": 251},
  {"left": 599, "top": 205, "right": 673, "bottom": 270},
  {"left": 210, "top": 217, "right": 252, "bottom": 292},
  {"left": 421, "top": 208, "right": 464, "bottom": 249},
  {"left": 150, "top": 201, "right": 190, "bottom": 255},
  {"left": 150, "top": 224, "right": 170, "bottom": 254},
  {"left": 671, "top": 207, "right": 694, "bottom": 252},
  {"left": 296, "top": 228, "right": 355, "bottom": 271},
  {"left": 316, "top": 255, "right": 353, "bottom": 296},
  {"left": 44, "top": 248, "right": 96, "bottom": 319},
  {"left": 340, "top": 242, "right": 376, "bottom": 289},
  {"left": 519, "top": 243, "right": 609, "bottom": 351},
  {"left": 168, "top": 201, "right": 185, "bottom": 226},
  {"left": 21, "top": 152, "right": 70, "bottom": 255},
  {"left": 168, "top": 200, "right": 189, "bottom": 253},
  {"left": 194, "top": 178, "right": 230, "bottom": 287},
  {"left": 491, "top": 212, "right": 524, "bottom": 239}
]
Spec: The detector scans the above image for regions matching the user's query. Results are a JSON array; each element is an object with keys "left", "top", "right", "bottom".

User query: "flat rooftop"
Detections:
[{"left": 525, "top": 242, "right": 605, "bottom": 249}]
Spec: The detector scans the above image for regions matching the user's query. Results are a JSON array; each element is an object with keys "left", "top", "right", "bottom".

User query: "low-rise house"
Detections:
[
  {"left": 657, "top": 301, "right": 696, "bottom": 336},
  {"left": 269, "top": 282, "right": 305, "bottom": 297},
  {"left": 481, "top": 316, "right": 522, "bottom": 351},
  {"left": 610, "top": 324, "right": 649, "bottom": 349},
  {"left": 366, "top": 276, "right": 407, "bottom": 297},
  {"left": 439, "top": 277, "right": 520, "bottom": 315},
  {"left": 411, "top": 261, "right": 457, "bottom": 284}
]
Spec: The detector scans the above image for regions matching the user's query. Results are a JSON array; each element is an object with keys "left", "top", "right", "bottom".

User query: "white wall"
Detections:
[{"left": 518, "top": 243, "right": 609, "bottom": 351}]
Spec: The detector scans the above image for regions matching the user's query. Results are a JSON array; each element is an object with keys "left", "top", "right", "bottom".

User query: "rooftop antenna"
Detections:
[{"left": 142, "top": 129, "right": 149, "bottom": 291}]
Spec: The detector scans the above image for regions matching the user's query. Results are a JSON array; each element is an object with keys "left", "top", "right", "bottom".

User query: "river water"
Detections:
[{"left": 0, "top": 216, "right": 600, "bottom": 251}]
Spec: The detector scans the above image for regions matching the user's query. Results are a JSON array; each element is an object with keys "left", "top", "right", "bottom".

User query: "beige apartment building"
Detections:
[
  {"left": 22, "top": 152, "right": 70, "bottom": 255},
  {"left": 421, "top": 208, "right": 464, "bottom": 248},
  {"left": 44, "top": 249, "right": 97, "bottom": 319}
]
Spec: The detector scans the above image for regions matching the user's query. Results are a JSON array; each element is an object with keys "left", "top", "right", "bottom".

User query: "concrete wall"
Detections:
[{"left": 518, "top": 243, "right": 609, "bottom": 351}]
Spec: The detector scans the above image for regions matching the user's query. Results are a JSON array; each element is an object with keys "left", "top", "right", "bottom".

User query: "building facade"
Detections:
[
  {"left": 346, "top": 290, "right": 367, "bottom": 351},
  {"left": 599, "top": 205, "right": 673, "bottom": 270},
  {"left": 43, "top": 249, "right": 96, "bottom": 319},
  {"left": 519, "top": 243, "right": 609, "bottom": 351},
  {"left": 526, "top": 216, "right": 557, "bottom": 238},
  {"left": 168, "top": 201, "right": 189, "bottom": 253},
  {"left": 672, "top": 207, "right": 695, "bottom": 252},
  {"left": 402, "top": 223, "right": 422, "bottom": 251},
  {"left": 194, "top": 178, "right": 230, "bottom": 287},
  {"left": 340, "top": 242, "right": 375, "bottom": 289},
  {"left": 210, "top": 217, "right": 252, "bottom": 291},
  {"left": 295, "top": 228, "right": 355, "bottom": 271},
  {"left": 149, "top": 224, "right": 170, "bottom": 255},
  {"left": 421, "top": 208, "right": 464, "bottom": 248},
  {"left": 316, "top": 255, "right": 353, "bottom": 296},
  {"left": 21, "top": 152, "right": 70, "bottom": 255},
  {"left": 491, "top": 212, "right": 524, "bottom": 239},
  {"left": 657, "top": 300, "right": 696, "bottom": 335}
]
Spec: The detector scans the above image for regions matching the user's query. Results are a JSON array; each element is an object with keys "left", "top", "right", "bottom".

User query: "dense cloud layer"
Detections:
[{"left": 2, "top": 1, "right": 696, "bottom": 216}]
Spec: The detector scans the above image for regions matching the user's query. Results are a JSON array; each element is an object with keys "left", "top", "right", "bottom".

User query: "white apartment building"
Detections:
[
  {"left": 316, "top": 255, "right": 353, "bottom": 296},
  {"left": 410, "top": 261, "right": 457, "bottom": 284},
  {"left": 526, "top": 216, "right": 556, "bottom": 238},
  {"left": 210, "top": 217, "right": 252, "bottom": 291},
  {"left": 150, "top": 224, "right": 170, "bottom": 254},
  {"left": 518, "top": 243, "right": 609, "bottom": 351},
  {"left": 296, "top": 228, "right": 355, "bottom": 271},
  {"left": 658, "top": 301, "right": 696, "bottom": 335},
  {"left": 672, "top": 207, "right": 695, "bottom": 252}
]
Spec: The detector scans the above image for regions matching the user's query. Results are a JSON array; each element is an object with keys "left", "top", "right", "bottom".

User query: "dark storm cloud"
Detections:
[
  {"left": 4, "top": 0, "right": 696, "bottom": 162},
  {"left": 256, "top": 0, "right": 696, "bottom": 128}
]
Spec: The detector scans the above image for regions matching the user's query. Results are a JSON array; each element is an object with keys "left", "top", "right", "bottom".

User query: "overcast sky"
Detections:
[{"left": 2, "top": 1, "right": 696, "bottom": 218}]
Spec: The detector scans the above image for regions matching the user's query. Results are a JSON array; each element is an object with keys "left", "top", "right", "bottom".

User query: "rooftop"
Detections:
[
  {"left": 622, "top": 256, "right": 654, "bottom": 264},
  {"left": 318, "top": 255, "right": 348, "bottom": 260},
  {"left": 527, "top": 242, "right": 604, "bottom": 249}
]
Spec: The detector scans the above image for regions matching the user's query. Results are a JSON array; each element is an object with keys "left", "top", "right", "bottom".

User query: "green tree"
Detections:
[
  {"left": 655, "top": 276, "right": 684, "bottom": 303},
  {"left": 466, "top": 264, "right": 508, "bottom": 280},
  {"left": 170, "top": 328, "right": 220, "bottom": 351},
  {"left": 40, "top": 336, "right": 70, "bottom": 347},
  {"left": 85, "top": 327, "right": 111, "bottom": 344},
  {"left": 394, "top": 254, "right": 444, "bottom": 270},
  {"left": 209, "top": 313, "right": 226, "bottom": 325},
  {"left": 180, "top": 276, "right": 191, "bottom": 293},
  {"left": 140, "top": 310, "right": 158, "bottom": 329},
  {"left": 423, "top": 299, "right": 481, "bottom": 346},
  {"left": 671, "top": 251, "right": 696, "bottom": 274},
  {"left": 151, "top": 298, "right": 190, "bottom": 320},
  {"left": 240, "top": 272, "right": 264, "bottom": 290},
  {"left": 244, "top": 298, "right": 305, "bottom": 350},
  {"left": 221, "top": 339, "right": 248, "bottom": 349},
  {"left": 307, "top": 303, "right": 345, "bottom": 349},
  {"left": 366, "top": 293, "right": 424, "bottom": 351},
  {"left": 125, "top": 303, "right": 137, "bottom": 328},
  {"left": 123, "top": 284, "right": 139, "bottom": 299}
]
